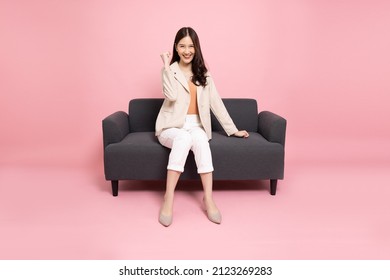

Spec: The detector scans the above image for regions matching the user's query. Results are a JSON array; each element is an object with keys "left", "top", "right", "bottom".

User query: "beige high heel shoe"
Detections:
[
  {"left": 159, "top": 211, "right": 172, "bottom": 227},
  {"left": 203, "top": 197, "right": 222, "bottom": 224},
  {"left": 159, "top": 196, "right": 173, "bottom": 227}
]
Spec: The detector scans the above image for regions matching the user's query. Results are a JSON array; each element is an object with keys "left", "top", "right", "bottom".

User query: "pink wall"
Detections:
[{"left": 1, "top": 0, "right": 389, "bottom": 169}]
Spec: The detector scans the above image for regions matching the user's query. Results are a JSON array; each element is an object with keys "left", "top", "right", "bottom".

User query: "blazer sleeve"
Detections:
[
  {"left": 208, "top": 76, "right": 239, "bottom": 136},
  {"left": 161, "top": 67, "right": 178, "bottom": 101}
]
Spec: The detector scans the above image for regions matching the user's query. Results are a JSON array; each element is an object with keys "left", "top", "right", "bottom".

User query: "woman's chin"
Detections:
[{"left": 180, "top": 57, "right": 193, "bottom": 64}]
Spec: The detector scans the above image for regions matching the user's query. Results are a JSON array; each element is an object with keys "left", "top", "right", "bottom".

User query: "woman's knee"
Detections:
[
  {"left": 191, "top": 135, "right": 209, "bottom": 151},
  {"left": 172, "top": 131, "right": 192, "bottom": 149}
]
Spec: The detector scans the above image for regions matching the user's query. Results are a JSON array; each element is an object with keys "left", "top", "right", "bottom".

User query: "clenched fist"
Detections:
[{"left": 160, "top": 52, "right": 171, "bottom": 69}]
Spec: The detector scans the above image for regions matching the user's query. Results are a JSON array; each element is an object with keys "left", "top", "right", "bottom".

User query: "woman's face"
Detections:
[{"left": 176, "top": 36, "right": 195, "bottom": 65}]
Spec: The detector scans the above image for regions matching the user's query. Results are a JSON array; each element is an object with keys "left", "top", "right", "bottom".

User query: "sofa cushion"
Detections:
[
  {"left": 104, "top": 132, "right": 168, "bottom": 179},
  {"left": 209, "top": 132, "right": 285, "bottom": 179}
]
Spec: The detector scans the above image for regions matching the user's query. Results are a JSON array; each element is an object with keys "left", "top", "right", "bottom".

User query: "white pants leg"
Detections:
[
  {"left": 188, "top": 127, "right": 214, "bottom": 173},
  {"left": 158, "top": 115, "right": 214, "bottom": 174}
]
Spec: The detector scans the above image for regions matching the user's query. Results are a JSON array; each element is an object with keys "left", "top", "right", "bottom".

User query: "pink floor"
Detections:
[{"left": 1, "top": 158, "right": 390, "bottom": 260}]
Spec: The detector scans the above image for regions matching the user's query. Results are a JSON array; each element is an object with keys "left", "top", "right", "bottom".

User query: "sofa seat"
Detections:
[{"left": 210, "top": 132, "right": 284, "bottom": 180}]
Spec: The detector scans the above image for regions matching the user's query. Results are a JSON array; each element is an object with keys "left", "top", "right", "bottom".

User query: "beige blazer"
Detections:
[{"left": 155, "top": 62, "right": 238, "bottom": 140}]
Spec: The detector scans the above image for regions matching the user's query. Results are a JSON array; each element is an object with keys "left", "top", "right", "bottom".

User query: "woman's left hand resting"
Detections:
[{"left": 233, "top": 130, "right": 249, "bottom": 138}]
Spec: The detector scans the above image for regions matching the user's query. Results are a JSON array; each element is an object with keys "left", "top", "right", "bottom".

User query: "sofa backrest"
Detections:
[
  {"left": 211, "top": 98, "right": 258, "bottom": 132},
  {"left": 128, "top": 98, "right": 258, "bottom": 132},
  {"left": 128, "top": 99, "right": 163, "bottom": 132}
]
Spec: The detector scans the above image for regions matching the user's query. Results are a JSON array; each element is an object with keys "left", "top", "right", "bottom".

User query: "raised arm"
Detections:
[{"left": 160, "top": 52, "right": 178, "bottom": 101}]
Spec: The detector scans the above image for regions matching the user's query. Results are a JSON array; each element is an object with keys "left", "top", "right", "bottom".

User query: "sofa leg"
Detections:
[
  {"left": 112, "top": 180, "right": 118, "bottom": 197},
  {"left": 270, "top": 179, "right": 277, "bottom": 195}
]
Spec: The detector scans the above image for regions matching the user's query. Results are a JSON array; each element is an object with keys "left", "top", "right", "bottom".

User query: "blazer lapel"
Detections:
[{"left": 170, "top": 62, "right": 189, "bottom": 92}]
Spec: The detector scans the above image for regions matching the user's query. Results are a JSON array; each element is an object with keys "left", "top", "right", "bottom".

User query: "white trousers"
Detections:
[{"left": 158, "top": 115, "right": 214, "bottom": 174}]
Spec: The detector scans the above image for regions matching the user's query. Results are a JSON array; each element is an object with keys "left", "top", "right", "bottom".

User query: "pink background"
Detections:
[
  {"left": 1, "top": 0, "right": 390, "bottom": 259},
  {"left": 1, "top": 0, "right": 390, "bottom": 166}
]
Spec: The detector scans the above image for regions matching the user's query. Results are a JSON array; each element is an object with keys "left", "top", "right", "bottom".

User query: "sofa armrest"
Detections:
[
  {"left": 102, "top": 111, "right": 130, "bottom": 148},
  {"left": 258, "top": 111, "right": 287, "bottom": 146}
]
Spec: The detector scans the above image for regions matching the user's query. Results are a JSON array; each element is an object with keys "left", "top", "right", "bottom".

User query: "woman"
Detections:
[{"left": 156, "top": 27, "right": 249, "bottom": 227}]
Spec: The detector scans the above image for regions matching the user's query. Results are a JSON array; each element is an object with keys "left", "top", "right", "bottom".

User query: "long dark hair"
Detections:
[{"left": 171, "top": 27, "right": 208, "bottom": 87}]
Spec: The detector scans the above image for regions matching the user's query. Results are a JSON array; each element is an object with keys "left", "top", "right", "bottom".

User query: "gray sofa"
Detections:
[{"left": 102, "top": 98, "right": 286, "bottom": 196}]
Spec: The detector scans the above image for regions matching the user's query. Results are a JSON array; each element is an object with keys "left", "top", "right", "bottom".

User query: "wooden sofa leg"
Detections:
[
  {"left": 270, "top": 179, "right": 277, "bottom": 195},
  {"left": 112, "top": 180, "right": 118, "bottom": 197}
]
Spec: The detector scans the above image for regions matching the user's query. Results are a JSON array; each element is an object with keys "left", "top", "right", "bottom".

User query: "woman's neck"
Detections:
[{"left": 178, "top": 61, "right": 192, "bottom": 73}]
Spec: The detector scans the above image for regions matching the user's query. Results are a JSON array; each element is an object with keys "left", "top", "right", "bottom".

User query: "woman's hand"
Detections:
[
  {"left": 160, "top": 52, "right": 171, "bottom": 69},
  {"left": 234, "top": 130, "right": 249, "bottom": 138}
]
